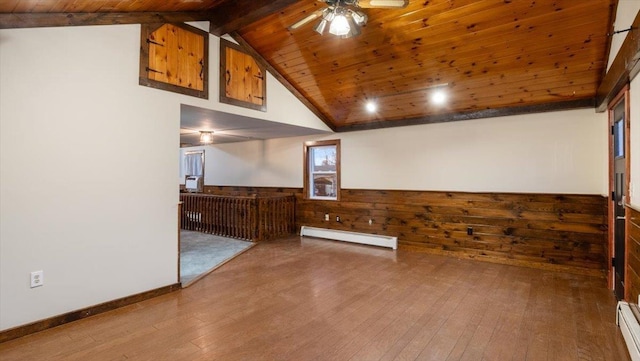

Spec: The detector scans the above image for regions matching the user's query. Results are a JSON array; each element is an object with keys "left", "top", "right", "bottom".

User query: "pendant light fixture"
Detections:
[{"left": 199, "top": 131, "right": 214, "bottom": 144}]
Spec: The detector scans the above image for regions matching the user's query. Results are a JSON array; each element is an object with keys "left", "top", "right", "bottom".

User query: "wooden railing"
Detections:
[{"left": 179, "top": 193, "right": 295, "bottom": 242}]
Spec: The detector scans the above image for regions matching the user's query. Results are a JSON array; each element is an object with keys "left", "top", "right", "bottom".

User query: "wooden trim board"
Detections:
[
  {"left": 596, "top": 10, "right": 640, "bottom": 112},
  {"left": 0, "top": 283, "right": 181, "bottom": 344},
  {"left": 0, "top": 12, "right": 216, "bottom": 29}
]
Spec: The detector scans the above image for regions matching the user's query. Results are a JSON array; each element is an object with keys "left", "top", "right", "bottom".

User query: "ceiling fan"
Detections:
[{"left": 288, "top": 0, "right": 409, "bottom": 38}]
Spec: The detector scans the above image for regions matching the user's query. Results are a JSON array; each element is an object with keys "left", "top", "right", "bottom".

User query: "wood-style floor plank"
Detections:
[{"left": 0, "top": 236, "right": 631, "bottom": 361}]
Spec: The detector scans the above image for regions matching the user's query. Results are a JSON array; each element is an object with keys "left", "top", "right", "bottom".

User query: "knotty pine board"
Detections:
[{"left": 627, "top": 206, "right": 640, "bottom": 302}]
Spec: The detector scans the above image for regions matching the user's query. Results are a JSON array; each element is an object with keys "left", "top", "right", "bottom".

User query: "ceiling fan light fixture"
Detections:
[
  {"left": 351, "top": 11, "right": 367, "bottom": 26},
  {"left": 199, "top": 131, "right": 214, "bottom": 144},
  {"left": 314, "top": 18, "right": 329, "bottom": 34},
  {"left": 345, "top": 16, "right": 360, "bottom": 37},
  {"left": 323, "top": 8, "right": 336, "bottom": 22},
  {"left": 306, "top": 3, "right": 369, "bottom": 38},
  {"left": 329, "top": 13, "right": 351, "bottom": 36}
]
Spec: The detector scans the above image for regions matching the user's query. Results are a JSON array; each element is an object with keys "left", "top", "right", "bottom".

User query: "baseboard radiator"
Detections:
[
  {"left": 300, "top": 226, "right": 397, "bottom": 250},
  {"left": 618, "top": 301, "right": 640, "bottom": 361}
]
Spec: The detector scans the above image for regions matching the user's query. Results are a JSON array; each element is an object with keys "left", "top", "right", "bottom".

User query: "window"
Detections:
[
  {"left": 614, "top": 119, "right": 624, "bottom": 158},
  {"left": 183, "top": 150, "right": 204, "bottom": 178},
  {"left": 304, "top": 140, "right": 340, "bottom": 200}
]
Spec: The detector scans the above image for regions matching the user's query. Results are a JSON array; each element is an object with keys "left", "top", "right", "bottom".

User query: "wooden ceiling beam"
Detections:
[
  {"left": 208, "top": 0, "right": 298, "bottom": 36},
  {"left": 0, "top": 11, "right": 215, "bottom": 29},
  {"left": 596, "top": 10, "right": 640, "bottom": 111},
  {"left": 336, "top": 98, "right": 595, "bottom": 132}
]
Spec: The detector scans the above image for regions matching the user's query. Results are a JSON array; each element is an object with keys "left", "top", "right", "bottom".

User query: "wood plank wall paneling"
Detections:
[
  {"left": 604, "top": 198, "right": 610, "bottom": 278},
  {"left": 627, "top": 206, "right": 640, "bottom": 303},
  {"left": 147, "top": 24, "right": 203, "bottom": 91},
  {"left": 203, "top": 186, "right": 608, "bottom": 276}
]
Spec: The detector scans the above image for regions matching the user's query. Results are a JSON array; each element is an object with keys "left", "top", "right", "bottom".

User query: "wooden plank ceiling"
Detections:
[{"left": 0, "top": 0, "right": 617, "bottom": 132}]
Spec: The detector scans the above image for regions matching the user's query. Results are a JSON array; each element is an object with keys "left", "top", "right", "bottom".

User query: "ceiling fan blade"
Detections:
[
  {"left": 356, "top": 0, "right": 408, "bottom": 8},
  {"left": 288, "top": 9, "right": 325, "bottom": 30}
]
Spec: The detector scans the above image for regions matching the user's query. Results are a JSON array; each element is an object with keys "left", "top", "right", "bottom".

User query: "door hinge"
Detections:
[
  {"left": 611, "top": 125, "right": 615, "bottom": 135},
  {"left": 612, "top": 191, "right": 615, "bottom": 199},
  {"left": 612, "top": 257, "right": 616, "bottom": 266},
  {"left": 146, "top": 67, "right": 164, "bottom": 74},
  {"left": 146, "top": 38, "right": 164, "bottom": 47}
]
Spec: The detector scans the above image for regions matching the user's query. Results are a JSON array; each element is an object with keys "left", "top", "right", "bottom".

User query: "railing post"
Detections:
[{"left": 179, "top": 192, "right": 296, "bottom": 243}]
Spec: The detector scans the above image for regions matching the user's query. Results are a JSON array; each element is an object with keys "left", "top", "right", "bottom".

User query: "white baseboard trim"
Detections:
[{"left": 300, "top": 226, "right": 397, "bottom": 250}]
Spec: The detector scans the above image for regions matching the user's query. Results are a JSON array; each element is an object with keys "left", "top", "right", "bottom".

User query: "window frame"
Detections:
[{"left": 303, "top": 139, "right": 341, "bottom": 201}]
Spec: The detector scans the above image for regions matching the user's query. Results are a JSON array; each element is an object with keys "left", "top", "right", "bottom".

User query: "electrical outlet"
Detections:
[
  {"left": 30, "top": 270, "right": 44, "bottom": 288},
  {"left": 336, "top": 216, "right": 341, "bottom": 222},
  {"left": 324, "top": 213, "right": 329, "bottom": 221},
  {"left": 369, "top": 219, "right": 373, "bottom": 225}
]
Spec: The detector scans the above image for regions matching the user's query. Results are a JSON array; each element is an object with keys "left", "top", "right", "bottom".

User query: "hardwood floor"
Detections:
[{"left": 0, "top": 236, "right": 630, "bottom": 361}]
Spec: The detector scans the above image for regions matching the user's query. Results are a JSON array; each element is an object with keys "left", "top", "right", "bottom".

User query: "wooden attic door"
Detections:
[
  {"left": 220, "top": 39, "right": 266, "bottom": 111},
  {"left": 139, "top": 23, "right": 208, "bottom": 99}
]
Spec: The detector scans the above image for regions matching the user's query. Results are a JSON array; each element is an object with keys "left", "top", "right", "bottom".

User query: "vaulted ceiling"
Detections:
[{"left": 0, "top": 0, "right": 622, "bottom": 132}]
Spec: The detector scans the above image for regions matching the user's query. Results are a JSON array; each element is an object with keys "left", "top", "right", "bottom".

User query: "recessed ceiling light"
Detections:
[
  {"left": 431, "top": 89, "right": 447, "bottom": 105},
  {"left": 365, "top": 100, "right": 377, "bottom": 113}
]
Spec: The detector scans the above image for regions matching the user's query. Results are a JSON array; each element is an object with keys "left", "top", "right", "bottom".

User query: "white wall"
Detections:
[
  {"left": 0, "top": 22, "right": 327, "bottom": 331},
  {"left": 184, "top": 23, "right": 331, "bottom": 132},
  {"left": 0, "top": 25, "right": 179, "bottom": 330},
  {"left": 199, "top": 108, "right": 607, "bottom": 194},
  {"left": 184, "top": 139, "right": 305, "bottom": 187}
]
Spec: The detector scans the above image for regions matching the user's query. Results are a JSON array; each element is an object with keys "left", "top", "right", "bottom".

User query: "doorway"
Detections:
[{"left": 610, "top": 88, "right": 629, "bottom": 300}]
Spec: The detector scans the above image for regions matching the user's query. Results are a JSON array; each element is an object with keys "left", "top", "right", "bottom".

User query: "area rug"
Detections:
[{"left": 180, "top": 230, "right": 254, "bottom": 287}]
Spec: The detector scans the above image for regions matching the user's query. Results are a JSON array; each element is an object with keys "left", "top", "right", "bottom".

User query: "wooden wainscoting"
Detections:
[
  {"left": 204, "top": 186, "right": 608, "bottom": 276},
  {"left": 627, "top": 206, "right": 640, "bottom": 302}
]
